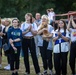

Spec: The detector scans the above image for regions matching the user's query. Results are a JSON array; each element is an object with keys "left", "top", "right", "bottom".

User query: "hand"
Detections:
[
  {"left": 43, "top": 28, "right": 48, "bottom": 31},
  {"left": 12, "top": 46, "right": 17, "bottom": 51},
  {"left": 0, "top": 32, "right": 4, "bottom": 36},
  {"left": 57, "top": 32, "right": 62, "bottom": 37},
  {"left": 28, "top": 25, "right": 32, "bottom": 31},
  {"left": 70, "top": 15, "right": 73, "bottom": 21},
  {"left": 9, "top": 39, "right": 14, "bottom": 44}
]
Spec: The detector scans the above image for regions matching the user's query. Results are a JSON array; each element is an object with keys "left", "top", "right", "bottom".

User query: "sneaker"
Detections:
[
  {"left": 4, "top": 64, "right": 10, "bottom": 70},
  {"left": 49, "top": 70, "right": 53, "bottom": 75},
  {"left": 37, "top": 72, "right": 41, "bottom": 75},
  {"left": 24, "top": 72, "right": 30, "bottom": 75},
  {"left": 42, "top": 70, "right": 47, "bottom": 75}
]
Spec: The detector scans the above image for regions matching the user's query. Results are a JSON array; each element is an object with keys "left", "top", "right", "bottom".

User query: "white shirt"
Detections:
[
  {"left": 21, "top": 22, "right": 37, "bottom": 36},
  {"left": 1, "top": 24, "right": 5, "bottom": 32},
  {"left": 70, "top": 28, "right": 76, "bottom": 42},
  {"left": 53, "top": 29, "right": 70, "bottom": 53},
  {"left": 48, "top": 12, "right": 55, "bottom": 21},
  {"left": 0, "top": 24, "right": 5, "bottom": 38}
]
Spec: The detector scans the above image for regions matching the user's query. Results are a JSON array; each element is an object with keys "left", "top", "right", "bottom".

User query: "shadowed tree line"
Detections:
[{"left": 0, "top": 0, "right": 76, "bottom": 21}]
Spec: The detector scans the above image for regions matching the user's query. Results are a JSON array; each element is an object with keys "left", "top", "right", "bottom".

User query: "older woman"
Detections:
[{"left": 37, "top": 15, "right": 53, "bottom": 75}]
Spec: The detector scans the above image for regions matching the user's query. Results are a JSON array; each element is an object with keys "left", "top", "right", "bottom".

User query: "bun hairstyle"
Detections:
[{"left": 25, "top": 13, "right": 33, "bottom": 23}]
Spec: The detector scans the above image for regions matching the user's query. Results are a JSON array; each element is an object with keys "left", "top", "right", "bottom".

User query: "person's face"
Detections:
[
  {"left": 1, "top": 21, "right": 5, "bottom": 25},
  {"left": 12, "top": 20, "right": 18, "bottom": 27},
  {"left": 25, "top": 15, "right": 31, "bottom": 21},
  {"left": 58, "top": 20, "right": 64, "bottom": 28},
  {"left": 5, "top": 20, "right": 10, "bottom": 26},
  {"left": 36, "top": 14, "right": 41, "bottom": 20},
  {"left": 42, "top": 18, "right": 48, "bottom": 26}
]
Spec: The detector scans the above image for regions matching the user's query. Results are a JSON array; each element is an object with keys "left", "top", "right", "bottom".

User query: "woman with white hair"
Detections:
[{"left": 37, "top": 15, "right": 53, "bottom": 75}]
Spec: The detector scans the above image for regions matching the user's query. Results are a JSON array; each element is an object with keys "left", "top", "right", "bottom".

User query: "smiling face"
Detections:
[{"left": 58, "top": 20, "right": 64, "bottom": 28}]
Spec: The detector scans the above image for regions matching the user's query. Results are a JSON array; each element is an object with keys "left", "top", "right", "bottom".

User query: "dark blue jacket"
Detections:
[{"left": 7, "top": 27, "right": 22, "bottom": 47}]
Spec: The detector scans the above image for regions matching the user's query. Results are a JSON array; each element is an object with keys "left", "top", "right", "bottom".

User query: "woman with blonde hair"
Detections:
[
  {"left": 0, "top": 18, "right": 5, "bottom": 68},
  {"left": 38, "top": 15, "right": 53, "bottom": 75},
  {"left": 3, "top": 18, "right": 12, "bottom": 70}
]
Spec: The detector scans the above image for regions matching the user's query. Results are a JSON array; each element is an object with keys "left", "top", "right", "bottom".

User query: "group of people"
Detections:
[{"left": 0, "top": 10, "right": 76, "bottom": 75}]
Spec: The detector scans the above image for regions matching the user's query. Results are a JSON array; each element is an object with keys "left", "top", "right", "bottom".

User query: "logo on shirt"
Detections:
[
  {"left": 11, "top": 32, "right": 20, "bottom": 36},
  {"left": 72, "top": 31, "right": 76, "bottom": 36}
]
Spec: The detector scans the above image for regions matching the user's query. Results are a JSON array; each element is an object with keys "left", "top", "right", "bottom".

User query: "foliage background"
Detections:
[{"left": 0, "top": 0, "right": 76, "bottom": 21}]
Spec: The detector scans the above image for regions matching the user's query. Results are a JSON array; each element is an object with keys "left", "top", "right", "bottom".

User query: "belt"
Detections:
[{"left": 23, "top": 36, "right": 34, "bottom": 39}]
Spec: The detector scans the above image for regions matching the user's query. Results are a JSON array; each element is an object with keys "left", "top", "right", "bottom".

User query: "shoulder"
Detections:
[
  {"left": 48, "top": 25, "right": 53, "bottom": 28},
  {"left": 21, "top": 22, "right": 26, "bottom": 26}
]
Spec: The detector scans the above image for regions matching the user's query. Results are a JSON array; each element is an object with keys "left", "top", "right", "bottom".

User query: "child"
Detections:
[{"left": 53, "top": 20, "right": 70, "bottom": 75}]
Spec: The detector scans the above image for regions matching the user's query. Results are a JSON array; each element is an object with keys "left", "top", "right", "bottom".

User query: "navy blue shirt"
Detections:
[{"left": 7, "top": 27, "right": 22, "bottom": 47}]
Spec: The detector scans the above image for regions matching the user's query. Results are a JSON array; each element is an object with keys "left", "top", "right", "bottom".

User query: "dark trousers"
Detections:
[
  {"left": 22, "top": 38, "right": 40, "bottom": 74},
  {"left": 7, "top": 54, "right": 10, "bottom": 64},
  {"left": 39, "top": 40, "right": 53, "bottom": 70},
  {"left": 69, "top": 42, "right": 76, "bottom": 74},
  {"left": 54, "top": 52, "right": 68, "bottom": 75},
  {"left": 10, "top": 46, "right": 21, "bottom": 70}
]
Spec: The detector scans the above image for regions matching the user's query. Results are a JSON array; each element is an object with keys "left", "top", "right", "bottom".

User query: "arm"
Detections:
[
  {"left": 61, "top": 35, "right": 69, "bottom": 42},
  {"left": 67, "top": 20, "right": 71, "bottom": 31},
  {"left": 10, "top": 42, "right": 17, "bottom": 51},
  {"left": 22, "top": 29, "right": 29, "bottom": 35},
  {"left": 71, "top": 19, "right": 76, "bottom": 28},
  {"left": 0, "top": 32, "right": 5, "bottom": 36},
  {"left": 30, "top": 29, "right": 37, "bottom": 36},
  {"left": 37, "top": 28, "right": 44, "bottom": 35},
  {"left": 53, "top": 36, "right": 59, "bottom": 42}
]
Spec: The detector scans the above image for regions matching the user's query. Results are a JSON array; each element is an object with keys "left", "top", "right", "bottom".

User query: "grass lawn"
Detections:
[{"left": 0, "top": 53, "right": 75, "bottom": 75}]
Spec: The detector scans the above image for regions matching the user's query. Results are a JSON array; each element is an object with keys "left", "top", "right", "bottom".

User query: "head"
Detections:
[
  {"left": 25, "top": 13, "right": 33, "bottom": 23},
  {"left": 58, "top": 20, "right": 66, "bottom": 33},
  {"left": 41, "top": 15, "right": 49, "bottom": 27},
  {"left": 5, "top": 18, "right": 11, "bottom": 26},
  {"left": 32, "top": 17, "right": 35, "bottom": 23},
  {"left": 53, "top": 22, "right": 58, "bottom": 30},
  {"left": 12, "top": 18, "right": 19, "bottom": 28},
  {"left": 46, "top": 9, "right": 51, "bottom": 13},
  {"left": 50, "top": 8, "right": 54, "bottom": 12},
  {"left": 35, "top": 13, "right": 41, "bottom": 20},
  {"left": 1, "top": 19, "right": 5, "bottom": 25}
]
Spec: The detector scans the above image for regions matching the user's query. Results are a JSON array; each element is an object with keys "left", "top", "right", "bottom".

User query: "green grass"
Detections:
[{"left": 0, "top": 54, "right": 75, "bottom": 75}]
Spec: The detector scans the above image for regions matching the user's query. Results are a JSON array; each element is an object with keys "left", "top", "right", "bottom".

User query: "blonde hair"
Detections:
[{"left": 41, "top": 15, "right": 50, "bottom": 24}]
